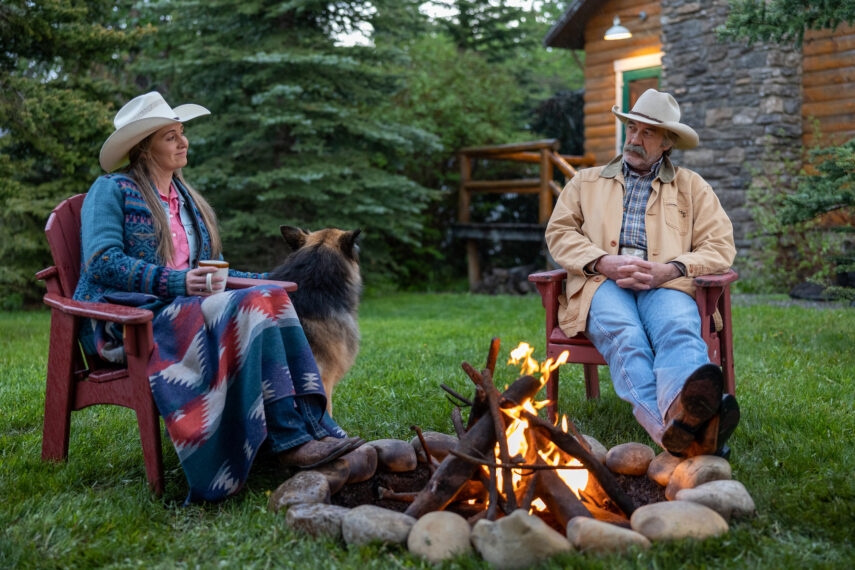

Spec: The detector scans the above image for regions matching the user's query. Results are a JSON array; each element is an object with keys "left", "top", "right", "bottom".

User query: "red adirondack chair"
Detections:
[
  {"left": 528, "top": 268, "right": 737, "bottom": 423},
  {"left": 36, "top": 193, "right": 295, "bottom": 495}
]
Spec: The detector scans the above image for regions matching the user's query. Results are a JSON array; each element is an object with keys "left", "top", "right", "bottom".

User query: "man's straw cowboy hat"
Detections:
[
  {"left": 612, "top": 89, "right": 699, "bottom": 150},
  {"left": 99, "top": 91, "right": 210, "bottom": 172}
]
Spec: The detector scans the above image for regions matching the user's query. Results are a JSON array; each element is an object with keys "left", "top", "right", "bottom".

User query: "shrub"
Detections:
[{"left": 745, "top": 136, "right": 854, "bottom": 298}]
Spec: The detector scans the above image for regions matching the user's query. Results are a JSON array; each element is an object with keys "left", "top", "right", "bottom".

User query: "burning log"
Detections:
[
  {"left": 582, "top": 502, "right": 631, "bottom": 528},
  {"left": 446, "top": 449, "right": 589, "bottom": 473},
  {"left": 485, "top": 336, "right": 501, "bottom": 375},
  {"left": 475, "top": 466, "right": 508, "bottom": 515},
  {"left": 461, "top": 362, "right": 489, "bottom": 430},
  {"left": 451, "top": 406, "right": 466, "bottom": 437},
  {"left": 467, "top": 385, "right": 489, "bottom": 430},
  {"left": 483, "top": 369, "right": 518, "bottom": 512},
  {"left": 520, "top": 409, "right": 636, "bottom": 518},
  {"left": 463, "top": 339, "right": 500, "bottom": 431},
  {"left": 535, "top": 467, "right": 593, "bottom": 528},
  {"left": 451, "top": 479, "right": 488, "bottom": 503},
  {"left": 519, "top": 471, "right": 539, "bottom": 512},
  {"left": 461, "top": 361, "right": 485, "bottom": 386},
  {"left": 486, "top": 465, "right": 500, "bottom": 520},
  {"left": 404, "top": 374, "right": 542, "bottom": 518},
  {"left": 378, "top": 488, "right": 419, "bottom": 502},
  {"left": 440, "top": 383, "right": 473, "bottom": 407},
  {"left": 411, "top": 425, "right": 436, "bottom": 475}
]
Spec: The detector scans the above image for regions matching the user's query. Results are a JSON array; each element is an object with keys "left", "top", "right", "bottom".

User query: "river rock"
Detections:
[
  {"left": 605, "top": 442, "right": 656, "bottom": 476},
  {"left": 341, "top": 505, "right": 417, "bottom": 546},
  {"left": 647, "top": 452, "right": 683, "bottom": 487},
  {"left": 407, "top": 511, "right": 472, "bottom": 563},
  {"left": 367, "top": 438, "right": 418, "bottom": 472},
  {"left": 578, "top": 435, "right": 608, "bottom": 464},
  {"left": 630, "top": 500, "right": 729, "bottom": 541},
  {"left": 566, "top": 516, "right": 651, "bottom": 553},
  {"left": 285, "top": 503, "right": 351, "bottom": 539},
  {"left": 343, "top": 443, "right": 378, "bottom": 484},
  {"left": 411, "top": 431, "right": 459, "bottom": 463},
  {"left": 471, "top": 509, "right": 573, "bottom": 569},
  {"left": 665, "top": 455, "right": 732, "bottom": 500},
  {"left": 268, "top": 471, "right": 330, "bottom": 513},
  {"left": 311, "top": 457, "right": 351, "bottom": 495},
  {"left": 675, "top": 480, "right": 757, "bottom": 520}
]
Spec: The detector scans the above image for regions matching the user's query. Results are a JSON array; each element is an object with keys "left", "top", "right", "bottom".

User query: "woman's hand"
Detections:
[{"left": 185, "top": 266, "right": 224, "bottom": 296}]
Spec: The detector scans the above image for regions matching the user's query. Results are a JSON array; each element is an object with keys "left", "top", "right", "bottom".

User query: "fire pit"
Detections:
[
  {"left": 269, "top": 339, "right": 757, "bottom": 566},
  {"left": 404, "top": 340, "right": 635, "bottom": 526}
]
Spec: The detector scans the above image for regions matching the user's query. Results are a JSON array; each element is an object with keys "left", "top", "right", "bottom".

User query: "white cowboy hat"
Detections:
[
  {"left": 99, "top": 91, "right": 210, "bottom": 171},
  {"left": 612, "top": 89, "right": 699, "bottom": 150}
]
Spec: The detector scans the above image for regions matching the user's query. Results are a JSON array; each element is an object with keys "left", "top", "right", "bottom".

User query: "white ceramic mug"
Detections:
[{"left": 199, "top": 259, "right": 229, "bottom": 293}]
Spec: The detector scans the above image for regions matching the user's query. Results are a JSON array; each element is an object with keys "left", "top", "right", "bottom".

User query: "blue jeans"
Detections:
[
  {"left": 264, "top": 395, "right": 347, "bottom": 453},
  {"left": 586, "top": 280, "right": 710, "bottom": 446}
]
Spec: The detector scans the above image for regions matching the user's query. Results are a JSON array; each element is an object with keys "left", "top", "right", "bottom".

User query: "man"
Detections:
[{"left": 545, "top": 89, "right": 739, "bottom": 458}]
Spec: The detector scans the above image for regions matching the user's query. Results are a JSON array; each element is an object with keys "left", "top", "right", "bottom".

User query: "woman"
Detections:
[{"left": 73, "top": 92, "right": 363, "bottom": 502}]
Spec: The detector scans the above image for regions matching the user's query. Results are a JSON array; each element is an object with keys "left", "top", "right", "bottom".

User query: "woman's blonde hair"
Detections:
[{"left": 126, "top": 133, "right": 222, "bottom": 264}]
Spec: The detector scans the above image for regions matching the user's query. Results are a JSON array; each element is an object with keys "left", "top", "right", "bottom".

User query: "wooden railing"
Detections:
[{"left": 456, "top": 139, "right": 595, "bottom": 289}]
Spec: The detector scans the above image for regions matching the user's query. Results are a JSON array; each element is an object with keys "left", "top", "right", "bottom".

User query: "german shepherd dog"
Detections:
[{"left": 269, "top": 226, "right": 362, "bottom": 414}]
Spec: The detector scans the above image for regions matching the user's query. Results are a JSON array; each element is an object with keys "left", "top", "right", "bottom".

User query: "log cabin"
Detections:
[{"left": 544, "top": 0, "right": 855, "bottom": 252}]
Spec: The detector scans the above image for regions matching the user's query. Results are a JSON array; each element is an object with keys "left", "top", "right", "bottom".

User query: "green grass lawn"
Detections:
[{"left": 1, "top": 293, "right": 853, "bottom": 568}]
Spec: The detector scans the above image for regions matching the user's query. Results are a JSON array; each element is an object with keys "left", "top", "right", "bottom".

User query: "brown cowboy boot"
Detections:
[
  {"left": 676, "top": 394, "right": 741, "bottom": 458},
  {"left": 680, "top": 415, "right": 720, "bottom": 457},
  {"left": 661, "top": 364, "right": 724, "bottom": 455},
  {"left": 278, "top": 438, "right": 363, "bottom": 469}
]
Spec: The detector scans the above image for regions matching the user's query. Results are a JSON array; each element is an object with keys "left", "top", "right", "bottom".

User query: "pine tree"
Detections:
[
  {"left": 0, "top": 0, "right": 146, "bottom": 306},
  {"left": 135, "top": 0, "right": 441, "bottom": 281}
]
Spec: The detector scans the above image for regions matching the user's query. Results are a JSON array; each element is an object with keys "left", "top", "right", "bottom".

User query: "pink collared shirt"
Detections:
[{"left": 164, "top": 182, "right": 191, "bottom": 270}]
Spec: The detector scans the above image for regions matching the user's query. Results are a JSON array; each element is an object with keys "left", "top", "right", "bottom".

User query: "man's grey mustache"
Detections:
[{"left": 624, "top": 143, "right": 647, "bottom": 159}]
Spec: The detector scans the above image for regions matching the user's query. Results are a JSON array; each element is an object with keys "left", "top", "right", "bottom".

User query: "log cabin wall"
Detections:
[
  {"left": 802, "top": 24, "right": 855, "bottom": 148},
  {"left": 583, "top": 0, "right": 663, "bottom": 165}
]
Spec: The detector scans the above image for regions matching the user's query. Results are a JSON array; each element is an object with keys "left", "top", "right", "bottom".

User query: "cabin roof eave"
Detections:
[{"left": 543, "top": 0, "right": 599, "bottom": 50}]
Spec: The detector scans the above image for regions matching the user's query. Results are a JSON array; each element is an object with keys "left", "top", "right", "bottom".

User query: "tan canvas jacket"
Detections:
[{"left": 545, "top": 155, "right": 736, "bottom": 337}]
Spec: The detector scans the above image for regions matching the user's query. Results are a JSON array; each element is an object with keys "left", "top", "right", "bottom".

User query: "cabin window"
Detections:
[
  {"left": 619, "top": 67, "right": 661, "bottom": 147},
  {"left": 613, "top": 53, "right": 663, "bottom": 155}
]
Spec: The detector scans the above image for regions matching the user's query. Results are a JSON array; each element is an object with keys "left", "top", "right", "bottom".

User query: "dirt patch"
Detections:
[
  {"left": 615, "top": 472, "right": 667, "bottom": 505},
  {"left": 332, "top": 463, "right": 432, "bottom": 512}
]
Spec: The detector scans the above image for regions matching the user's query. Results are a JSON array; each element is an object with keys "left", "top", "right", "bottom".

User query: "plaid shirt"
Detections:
[{"left": 620, "top": 157, "right": 664, "bottom": 250}]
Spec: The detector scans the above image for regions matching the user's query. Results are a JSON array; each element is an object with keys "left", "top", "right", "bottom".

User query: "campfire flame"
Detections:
[
  {"left": 494, "top": 398, "right": 544, "bottom": 492},
  {"left": 490, "top": 343, "right": 589, "bottom": 509},
  {"left": 537, "top": 420, "right": 588, "bottom": 499},
  {"left": 507, "top": 342, "right": 569, "bottom": 382}
]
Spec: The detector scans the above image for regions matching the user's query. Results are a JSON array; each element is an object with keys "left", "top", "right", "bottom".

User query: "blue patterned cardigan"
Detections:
[{"left": 73, "top": 174, "right": 265, "bottom": 312}]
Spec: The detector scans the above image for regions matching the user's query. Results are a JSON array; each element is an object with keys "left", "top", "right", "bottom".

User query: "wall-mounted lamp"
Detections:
[{"left": 604, "top": 11, "right": 647, "bottom": 41}]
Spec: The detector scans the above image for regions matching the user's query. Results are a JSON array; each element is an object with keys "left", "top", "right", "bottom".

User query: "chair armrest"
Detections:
[
  {"left": 694, "top": 269, "right": 738, "bottom": 288},
  {"left": 528, "top": 267, "right": 737, "bottom": 287},
  {"left": 227, "top": 277, "right": 297, "bottom": 292},
  {"left": 42, "top": 292, "right": 154, "bottom": 325},
  {"left": 528, "top": 268, "right": 568, "bottom": 283},
  {"left": 36, "top": 266, "right": 59, "bottom": 281}
]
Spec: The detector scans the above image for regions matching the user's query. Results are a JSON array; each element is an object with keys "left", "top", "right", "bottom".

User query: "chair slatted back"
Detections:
[{"left": 44, "top": 194, "right": 85, "bottom": 298}]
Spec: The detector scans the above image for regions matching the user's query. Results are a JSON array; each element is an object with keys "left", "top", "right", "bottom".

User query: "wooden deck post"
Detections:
[
  {"left": 539, "top": 147, "right": 554, "bottom": 224},
  {"left": 458, "top": 153, "right": 479, "bottom": 290}
]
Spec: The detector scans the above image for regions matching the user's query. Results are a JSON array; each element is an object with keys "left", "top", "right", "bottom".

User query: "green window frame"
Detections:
[{"left": 620, "top": 66, "right": 661, "bottom": 146}]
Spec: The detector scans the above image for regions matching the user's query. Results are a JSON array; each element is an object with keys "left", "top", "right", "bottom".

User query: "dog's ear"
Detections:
[
  {"left": 340, "top": 229, "right": 361, "bottom": 260},
  {"left": 280, "top": 226, "right": 309, "bottom": 252}
]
